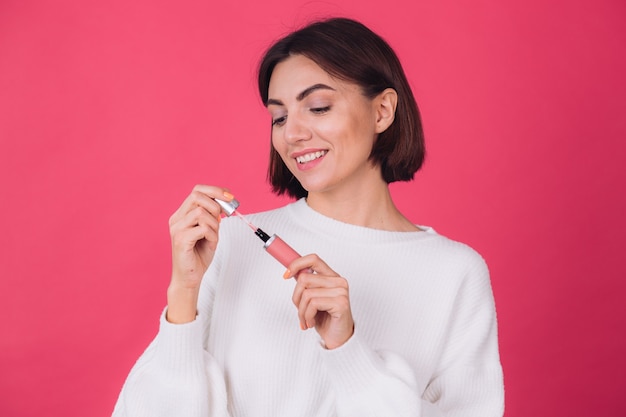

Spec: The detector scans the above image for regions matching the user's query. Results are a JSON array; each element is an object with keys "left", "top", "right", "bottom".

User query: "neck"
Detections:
[{"left": 305, "top": 177, "right": 419, "bottom": 232}]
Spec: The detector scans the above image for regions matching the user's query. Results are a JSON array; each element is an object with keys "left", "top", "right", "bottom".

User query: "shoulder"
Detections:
[
  {"left": 408, "top": 228, "right": 490, "bottom": 282},
  {"left": 432, "top": 231, "right": 487, "bottom": 268}
]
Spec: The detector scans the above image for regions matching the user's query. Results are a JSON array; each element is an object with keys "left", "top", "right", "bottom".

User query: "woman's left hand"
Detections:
[{"left": 286, "top": 254, "right": 354, "bottom": 350}]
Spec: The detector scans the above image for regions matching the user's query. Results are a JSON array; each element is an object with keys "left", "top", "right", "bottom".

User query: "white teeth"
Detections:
[{"left": 296, "top": 150, "right": 327, "bottom": 164}]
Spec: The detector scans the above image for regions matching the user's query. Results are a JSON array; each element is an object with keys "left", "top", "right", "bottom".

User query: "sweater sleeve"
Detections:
[
  {"left": 422, "top": 256, "right": 504, "bottom": 416},
  {"left": 112, "top": 247, "right": 230, "bottom": 417},
  {"left": 320, "top": 255, "right": 504, "bottom": 417},
  {"left": 111, "top": 310, "right": 229, "bottom": 417}
]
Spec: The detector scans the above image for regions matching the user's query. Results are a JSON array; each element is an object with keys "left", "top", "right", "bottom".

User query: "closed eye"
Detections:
[
  {"left": 272, "top": 115, "right": 287, "bottom": 126},
  {"left": 311, "top": 106, "right": 331, "bottom": 114}
]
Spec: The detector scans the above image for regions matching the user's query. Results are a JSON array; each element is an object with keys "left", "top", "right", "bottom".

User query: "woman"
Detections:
[{"left": 113, "top": 17, "right": 504, "bottom": 416}]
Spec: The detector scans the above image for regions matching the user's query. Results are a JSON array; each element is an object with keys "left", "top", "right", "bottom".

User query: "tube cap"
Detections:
[{"left": 215, "top": 198, "right": 240, "bottom": 216}]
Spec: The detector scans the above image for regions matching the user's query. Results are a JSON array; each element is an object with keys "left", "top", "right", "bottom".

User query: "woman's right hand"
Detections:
[{"left": 166, "top": 185, "right": 234, "bottom": 323}]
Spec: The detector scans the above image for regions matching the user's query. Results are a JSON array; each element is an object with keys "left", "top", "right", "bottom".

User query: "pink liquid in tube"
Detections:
[
  {"left": 263, "top": 234, "right": 302, "bottom": 268},
  {"left": 216, "top": 198, "right": 310, "bottom": 276}
]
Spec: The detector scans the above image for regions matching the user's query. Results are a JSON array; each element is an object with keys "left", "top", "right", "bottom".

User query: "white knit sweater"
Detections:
[{"left": 113, "top": 199, "right": 504, "bottom": 416}]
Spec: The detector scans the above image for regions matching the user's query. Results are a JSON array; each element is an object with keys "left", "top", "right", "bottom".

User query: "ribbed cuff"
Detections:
[
  {"left": 319, "top": 331, "right": 386, "bottom": 398},
  {"left": 153, "top": 308, "right": 207, "bottom": 379}
]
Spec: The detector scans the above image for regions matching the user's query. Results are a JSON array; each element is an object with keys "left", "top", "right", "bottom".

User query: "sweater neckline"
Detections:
[{"left": 284, "top": 198, "right": 437, "bottom": 245}]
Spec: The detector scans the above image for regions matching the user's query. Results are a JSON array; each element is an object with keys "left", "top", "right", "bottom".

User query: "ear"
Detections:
[{"left": 374, "top": 88, "right": 398, "bottom": 134}]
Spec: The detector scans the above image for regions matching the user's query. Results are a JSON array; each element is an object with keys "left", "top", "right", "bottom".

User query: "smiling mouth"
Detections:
[{"left": 296, "top": 150, "right": 327, "bottom": 164}]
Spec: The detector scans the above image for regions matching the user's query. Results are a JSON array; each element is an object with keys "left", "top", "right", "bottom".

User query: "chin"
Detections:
[{"left": 298, "top": 182, "right": 339, "bottom": 196}]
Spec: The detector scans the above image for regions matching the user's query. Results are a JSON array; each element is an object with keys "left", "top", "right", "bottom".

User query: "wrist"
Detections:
[
  {"left": 166, "top": 283, "right": 199, "bottom": 324},
  {"left": 324, "top": 326, "right": 355, "bottom": 350}
]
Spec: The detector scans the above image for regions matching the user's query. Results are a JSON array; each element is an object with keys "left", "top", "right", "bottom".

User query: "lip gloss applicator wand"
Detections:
[{"left": 215, "top": 198, "right": 306, "bottom": 270}]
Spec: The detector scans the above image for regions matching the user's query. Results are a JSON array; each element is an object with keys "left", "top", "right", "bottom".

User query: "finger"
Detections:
[
  {"left": 190, "top": 184, "right": 236, "bottom": 217},
  {"left": 285, "top": 253, "right": 337, "bottom": 280},
  {"left": 298, "top": 287, "right": 349, "bottom": 328},
  {"left": 170, "top": 194, "right": 218, "bottom": 227},
  {"left": 171, "top": 223, "right": 219, "bottom": 252},
  {"left": 293, "top": 276, "right": 349, "bottom": 330},
  {"left": 192, "top": 184, "right": 234, "bottom": 202},
  {"left": 170, "top": 185, "right": 234, "bottom": 225},
  {"left": 170, "top": 208, "right": 220, "bottom": 251},
  {"left": 170, "top": 205, "right": 218, "bottom": 237},
  {"left": 292, "top": 274, "right": 347, "bottom": 306}
]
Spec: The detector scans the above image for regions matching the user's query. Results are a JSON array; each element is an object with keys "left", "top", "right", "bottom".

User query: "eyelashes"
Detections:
[
  {"left": 311, "top": 106, "right": 331, "bottom": 114},
  {"left": 272, "top": 115, "right": 287, "bottom": 126},
  {"left": 271, "top": 106, "right": 332, "bottom": 127}
]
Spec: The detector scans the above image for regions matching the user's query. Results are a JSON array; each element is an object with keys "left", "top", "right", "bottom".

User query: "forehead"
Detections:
[{"left": 268, "top": 55, "right": 339, "bottom": 98}]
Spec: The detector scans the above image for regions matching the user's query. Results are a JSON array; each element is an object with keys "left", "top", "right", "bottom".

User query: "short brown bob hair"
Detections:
[{"left": 258, "top": 17, "right": 425, "bottom": 199}]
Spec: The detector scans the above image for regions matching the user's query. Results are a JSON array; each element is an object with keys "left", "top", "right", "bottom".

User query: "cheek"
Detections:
[
  {"left": 313, "top": 115, "right": 346, "bottom": 141},
  {"left": 331, "top": 103, "right": 375, "bottom": 139},
  {"left": 341, "top": 115, "right": 374, "bottom": 148}
]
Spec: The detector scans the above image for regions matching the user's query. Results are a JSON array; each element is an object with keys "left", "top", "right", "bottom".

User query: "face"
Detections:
[{"left": 267, "top": 55, "right": 385, "bottom": 197}]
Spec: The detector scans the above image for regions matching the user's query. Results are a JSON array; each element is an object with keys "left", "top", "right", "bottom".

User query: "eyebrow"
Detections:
[{"left": 266, "top": 83, "right": 335, "bottom": 107}]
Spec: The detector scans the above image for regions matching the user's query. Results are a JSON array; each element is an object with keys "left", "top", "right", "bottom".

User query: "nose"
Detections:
[{"left": 282, "top": 114, "right": 311, "bottom": 144}]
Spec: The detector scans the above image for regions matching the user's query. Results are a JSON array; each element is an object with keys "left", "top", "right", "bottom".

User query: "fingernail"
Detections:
[
  {"left": 223, "top": 191, "right": 234, "bottom": 199},
  {"left": 282, "top": 269, "right": 291, "bottom": 279},
  {"left": 217, "top": 215, "right": 222, "bottom": 223},
  {"left": 300, "top": 322, "right": 307, "bottom": 331}
]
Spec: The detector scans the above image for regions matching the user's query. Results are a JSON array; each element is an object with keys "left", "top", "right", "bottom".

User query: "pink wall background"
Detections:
[{"left": 1, "top": 0, "right": 624, "bottom": 415}]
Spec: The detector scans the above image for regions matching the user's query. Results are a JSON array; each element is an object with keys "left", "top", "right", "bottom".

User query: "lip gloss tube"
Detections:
[
  {"left": 261, "top": 233, "right": 301, "bottom": 268},
  {"left": 215, "top": 197, "right": 240, "bottom": 216},
  {"left": 255, "top": 229, "right": 312, "bottom": 277},
  {"left": 215, "top": 197, "right": 310, "bottom": 276}
]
